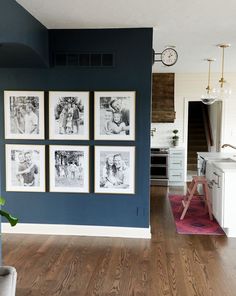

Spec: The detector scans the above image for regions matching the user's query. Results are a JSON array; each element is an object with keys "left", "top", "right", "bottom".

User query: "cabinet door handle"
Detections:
[
  {"left": 213, "top": 172, "right": 220, "bottom": 187},
  {"left": 207, "top": 180, "right": 214, "bottom": 189}
]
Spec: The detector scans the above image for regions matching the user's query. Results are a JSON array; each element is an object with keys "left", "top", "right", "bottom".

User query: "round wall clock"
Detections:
[{"left": 161, "top": 48, "right": 178, "bottom": 66}]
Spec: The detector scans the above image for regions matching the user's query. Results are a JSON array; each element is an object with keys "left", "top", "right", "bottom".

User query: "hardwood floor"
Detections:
[{"left": 2, "top": 185, "right": 236, "bottom": 296}]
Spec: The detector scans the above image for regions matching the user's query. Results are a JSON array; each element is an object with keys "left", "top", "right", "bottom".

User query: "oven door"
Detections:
[
  {"left": 151, "top": 165, "right": 168, "bottom": 179},
  {"left": 150, "top": 153, "right": 169, "bottom": 186},
  {"left": 151, "top": 154, "right": 168, "bottom": 166}
]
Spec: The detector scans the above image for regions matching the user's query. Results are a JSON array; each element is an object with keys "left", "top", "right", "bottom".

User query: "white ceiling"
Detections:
[{"left": 16, "top": 0, "right": 236, "bottom": 73}]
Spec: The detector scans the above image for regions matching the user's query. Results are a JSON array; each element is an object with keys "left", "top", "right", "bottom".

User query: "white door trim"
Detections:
[{"left": 183, "top": 97, "right": 226, "bottom": 181}]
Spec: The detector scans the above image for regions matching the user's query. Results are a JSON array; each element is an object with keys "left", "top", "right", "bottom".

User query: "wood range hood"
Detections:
[{"left": 152, "top": 73, "right": 176, "bottom": 123}]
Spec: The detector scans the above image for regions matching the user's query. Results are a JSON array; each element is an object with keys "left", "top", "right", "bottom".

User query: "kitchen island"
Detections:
[{"left": 197, "top": 152, "right": 236, "bottom": 237}]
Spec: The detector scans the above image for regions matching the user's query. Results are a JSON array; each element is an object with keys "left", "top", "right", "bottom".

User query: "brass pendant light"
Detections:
[
  {"left": 214, "top": 44, "right": 232, "bottom": 99},
  {"left": 201, "top": 58, "right": 217, "bottom": 105}
]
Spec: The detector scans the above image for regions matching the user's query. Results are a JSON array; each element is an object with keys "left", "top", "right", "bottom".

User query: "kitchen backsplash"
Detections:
[{"left": 151, "top": 122, "right": 182, "bottom": 148}]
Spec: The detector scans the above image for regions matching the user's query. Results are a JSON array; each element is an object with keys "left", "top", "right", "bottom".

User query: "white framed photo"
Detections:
[
  {"left": 94, "top": 146, "right": 135, "bottom": 194},
  {"left": 49, "top": 145, "right": 89, "bottom": 193},
  {"left": 4, "top": 91, "right": 44, "bottom": 139},
  {"left": 5, "top": 144, "right": 45, "bottom": 192},
  {"left": 49, "top": 91, "right": 90, "bottom": 140},
  {"left": 94, "top": 91, "right": 136, "bottom": 140}
]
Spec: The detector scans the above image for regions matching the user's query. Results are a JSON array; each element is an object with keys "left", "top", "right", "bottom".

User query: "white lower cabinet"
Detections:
[
  {"left": 169, "top": 148, "right": 185, "bottom": 186},
  {"left": 198, "top": 152, "right": 236, "bottom": 237},
  {"left": 206, "top": 162, "right": 236, "bottom": 236},
  {"left": 206, "top": 163, "right": 224, "bottom": 226},
  {"left": 211, "top": 166, "right": 224, "bottom": 226}
]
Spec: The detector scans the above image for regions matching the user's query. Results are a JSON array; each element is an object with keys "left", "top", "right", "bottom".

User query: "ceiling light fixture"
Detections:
[
  {"left": 201, "top": 58, "right": 217, "bottom": 105},
  {"left": 214, "top": 44, "right": 232, "bottom": 100}
]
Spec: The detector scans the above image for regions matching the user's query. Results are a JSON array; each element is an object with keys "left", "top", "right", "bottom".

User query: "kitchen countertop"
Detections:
[
  {"left": 212, "top": 162, "right": 236, "bottom": 172},
  {"left": 197, "top": 152, "right": 236, "bottom": 159},
  {"left": 198, "top": 152, "right": 236, "bottom": 172}
]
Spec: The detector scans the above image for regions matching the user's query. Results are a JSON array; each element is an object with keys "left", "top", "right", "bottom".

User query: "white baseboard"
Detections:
[
  {"left": 224, "top": 227, "right": 236, "bottom": 238},
  {"left": 2, "top": 223, "right": 151, "bottom": 239}
]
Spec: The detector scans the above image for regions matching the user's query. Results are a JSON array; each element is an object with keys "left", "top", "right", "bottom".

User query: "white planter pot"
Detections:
[{"left": 0, "top": 266, "right": 17, "bottom": 296}]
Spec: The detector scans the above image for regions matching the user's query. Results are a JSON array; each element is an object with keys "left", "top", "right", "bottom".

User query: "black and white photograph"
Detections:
[
  {"left": 5, "top": 144, "right": 45, "bottom": 192},
  {"left": 49, "top": 91, "right": 90, "bottom": 140},
  {"left": 4, "top": 91, "right": 44, "bottom": 139},
  {"left": 49, "top": 145, "right": 89, "bottom": 193},
  {"left": 94, "top": 146, "right": 135, "bottom": 194},
  {"left": 94, "top": 91, "right": 136, "bottom": 140}
]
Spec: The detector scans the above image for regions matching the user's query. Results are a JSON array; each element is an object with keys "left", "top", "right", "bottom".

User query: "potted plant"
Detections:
[
  {"left": 172, "top": 129, "right": 179, "bottom": 147},
  {"left": 0, "top": 197, "right": 18, "bottom": 296}
]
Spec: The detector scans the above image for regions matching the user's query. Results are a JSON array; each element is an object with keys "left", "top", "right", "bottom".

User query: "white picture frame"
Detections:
[
  {"left": 94, "top": 91, "right": 136, "bottom": 140},
  {"left": 5, "top": 144, "right": 45, "bottom": 192},
  {"left": 49, "top": 91, "right": 90, "bottom": 140},
  {"left": 4, "top": 91, "right": 45, "bottom": 139},
  {"left": 49, "top": 145, "right": 89, "bottom": 193},
  {"left": 94, "top": 146, "right": 135, "bottom": 194}
]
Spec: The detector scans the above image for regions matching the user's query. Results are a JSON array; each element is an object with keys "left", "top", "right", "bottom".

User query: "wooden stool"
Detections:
[{"left": 180, "top": 176, "right": 213, "bottom": 220}]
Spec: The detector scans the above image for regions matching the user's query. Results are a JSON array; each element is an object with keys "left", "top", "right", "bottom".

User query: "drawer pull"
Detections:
[
  {"left": 172, "top": 174, "right": 181, "bottom": 177},
  {"left": 172, "top": 162, "right": 181, "bottom": 165}
]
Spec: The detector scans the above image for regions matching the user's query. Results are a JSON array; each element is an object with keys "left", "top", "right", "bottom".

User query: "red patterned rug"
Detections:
[{"left": 168, "top": 194, "right": 225, "bottom": 235}]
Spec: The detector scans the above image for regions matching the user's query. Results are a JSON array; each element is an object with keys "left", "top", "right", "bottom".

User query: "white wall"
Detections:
[
  {"left": 151, "top": 73, "right": 236, "bottom": 150},
  {"left": 151, "top": 73, "right": 236, "bottom": 179},
  {"left": 209, "top": 101, "right": 222, "bottom": 152}
]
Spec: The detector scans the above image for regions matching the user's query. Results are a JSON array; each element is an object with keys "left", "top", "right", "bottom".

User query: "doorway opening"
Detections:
[{"left": 186, "top": 100, "right": 222, "bottom": 181}]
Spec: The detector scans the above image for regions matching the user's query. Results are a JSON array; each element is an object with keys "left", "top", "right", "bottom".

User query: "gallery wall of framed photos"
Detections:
[
  {"left": 0, "top": 27, "right": 153, "bottom": 229},
  {"left": 4, "top": 90, "right": 136, "bottom": 195}
]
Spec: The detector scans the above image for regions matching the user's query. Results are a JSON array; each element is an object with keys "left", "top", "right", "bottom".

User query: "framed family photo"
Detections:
[
  {"left": 49, "top": 145, "right": 89, "bottom": 193},
  {"left": 94, "top": 146, "right": 135, "bottom": 194},
  {"left": 94, "top": 91, "right": 136, "bottom": 140},
  {"left": 49, "top": 91, "right": 90, "bottom": 140},
  {"left": 4, "top": 91, "right": 44, "bottom": 139},
  {"left": 5, "top": 144, "right": 45, "bottom": 192}
]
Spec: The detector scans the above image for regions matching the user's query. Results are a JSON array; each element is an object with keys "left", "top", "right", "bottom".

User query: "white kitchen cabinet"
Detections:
[
  {"left": 205, "top": 162, "right": 224, "bottom": 226},
  {"left": 197, "top": 152, "right": 236, "bottom": 237},
  {"left": 169, "top": 148, "right": 185, "bottom": 186},
  {"left": 220, "top": 168, "right": 236, "bottom": 233},
  {"left": 211, "top": 166, "right": 224, "bottom": 226}
]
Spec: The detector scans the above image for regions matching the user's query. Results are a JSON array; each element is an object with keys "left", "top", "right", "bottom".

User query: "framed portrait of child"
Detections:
[{"left": 94, "top": 91, "right": 136, "bottom": 141}]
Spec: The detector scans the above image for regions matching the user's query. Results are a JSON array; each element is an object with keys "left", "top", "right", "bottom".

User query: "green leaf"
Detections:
[
  {"left": 0, "top": 197, "right": 5, "bottom": 206},
  {"left": 0, "top": 210, "right": 18, "bottom": 227}
]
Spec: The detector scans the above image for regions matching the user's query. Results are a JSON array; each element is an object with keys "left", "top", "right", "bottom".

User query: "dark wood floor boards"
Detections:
[
  {"left": 107, "top": 240, "right": 139, "bottom": 296},
  {"left": 3, "top": 185, "right": 236, "bottom": 296}
]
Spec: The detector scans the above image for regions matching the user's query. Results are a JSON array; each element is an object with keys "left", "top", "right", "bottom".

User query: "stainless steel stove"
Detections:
[{"left": 150, "top": 147, "right": 169, "bottom": 186}]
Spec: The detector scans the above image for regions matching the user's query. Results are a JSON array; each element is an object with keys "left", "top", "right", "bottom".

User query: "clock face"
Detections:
[{"left": 161, "top": 48, "right": 178, "bottom": 66}]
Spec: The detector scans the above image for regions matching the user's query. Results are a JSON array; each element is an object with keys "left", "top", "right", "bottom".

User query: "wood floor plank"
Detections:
[{"left": 2, "top": 185, "right": 236, "bottom": 296}]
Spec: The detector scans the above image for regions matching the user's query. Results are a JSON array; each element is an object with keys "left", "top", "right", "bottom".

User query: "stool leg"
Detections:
[
  {"left": 180, "top": 179, "right": 194, "bottom": 208},
  {"left": 203, "top": 183, "right": 213, "bottom": 220},
  {"left": 180, "top": 182, "right": 197, "bottom": 220}
]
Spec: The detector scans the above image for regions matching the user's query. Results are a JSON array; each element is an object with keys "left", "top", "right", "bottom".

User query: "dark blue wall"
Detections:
[
  {"left": 0, "top": 28, "right": 152, "bottom": 228},
  {"left": 0, "top": 0, "right": 49, "bottom": 67}
]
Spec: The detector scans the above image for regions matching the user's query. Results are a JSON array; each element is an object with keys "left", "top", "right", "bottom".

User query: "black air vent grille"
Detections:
[{"left": 54, "top": 52, "right": 115, "bottom": 67}]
